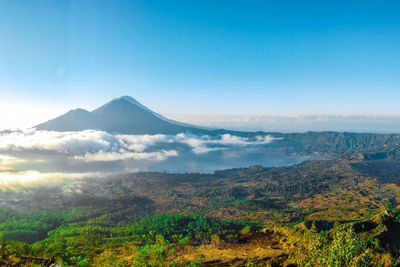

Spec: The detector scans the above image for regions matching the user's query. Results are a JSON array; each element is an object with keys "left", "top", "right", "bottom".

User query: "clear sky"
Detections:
[{"left": 0, "top": 0, "right": 400, "bottom": 129}]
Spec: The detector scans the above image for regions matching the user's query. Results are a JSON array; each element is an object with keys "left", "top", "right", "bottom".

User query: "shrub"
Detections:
[{"left": 291, "top": 227, "right": 372, "bottom": 267}]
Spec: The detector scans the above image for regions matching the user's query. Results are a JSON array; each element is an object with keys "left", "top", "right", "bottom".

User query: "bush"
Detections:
[{"left": 291, "top": 227, "right": 372, "bottom": 267}]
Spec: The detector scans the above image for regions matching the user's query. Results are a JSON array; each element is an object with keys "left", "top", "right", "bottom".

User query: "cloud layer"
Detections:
[
  {"left": 0, "top": 130, "right": 278, "bottom": 163},
  {"left": 0, "top": 130, "right": 316, "bottom": 185}
]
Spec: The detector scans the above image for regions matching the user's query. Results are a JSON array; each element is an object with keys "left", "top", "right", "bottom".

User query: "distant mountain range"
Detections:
[
  {"left": 35, "top": 96, "right": 212, "bottom": 135},
  {"left": 34, "top": 96, "right": 400, "bottom": 162}
]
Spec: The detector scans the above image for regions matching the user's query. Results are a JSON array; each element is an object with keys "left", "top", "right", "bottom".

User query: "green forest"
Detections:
[{"left": 1, "top": 159, "right": 400, "bottom": 266}]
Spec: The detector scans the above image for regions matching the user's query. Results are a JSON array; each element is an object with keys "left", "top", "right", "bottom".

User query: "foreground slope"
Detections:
[{"left": 1, "top": 159, "right": 400, "bottom": 265}]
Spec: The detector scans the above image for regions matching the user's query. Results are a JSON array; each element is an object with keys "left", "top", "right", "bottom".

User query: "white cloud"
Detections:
[
  {"left": 0, "top": 130, "right": 179, "bottom": 162},
  {"left": 0, "top": 155, "right": 26, "bottom": 171},
  {"left": 0, "top": 130, "right": 118, "bottom": 154},
  {"left": 0, "top": 154, "right": 25, "bottom": 165},
  {"left": 175, "top": 133, "right": 278, "bottom": 154},
  {"left": 74, "top": 149, "right": 178, "bottom": 162},
  {"left": 0, "top": 170, "right": 108, "bottom": 188},
  {"left": 119, "top": 134, "right": 170, "bottom": 152},
  {"left": 0, "top": 130, "right": 279, "bottom": 160},
  {"left": 0, "top": 130, "right": 282, "bottom": 183}
]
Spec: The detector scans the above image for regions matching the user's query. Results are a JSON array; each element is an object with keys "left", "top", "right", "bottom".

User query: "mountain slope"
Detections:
[
  {"left": 34, "top": 108, "right": 100, "bottom": 132},
  {"left": 35, "top": 96, "right": 208, "bottom": 134}
]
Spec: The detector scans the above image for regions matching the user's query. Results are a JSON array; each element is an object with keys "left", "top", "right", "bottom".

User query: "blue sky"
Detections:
[{"left": 0, "top": 0, "right": 400, "bottom": 128}]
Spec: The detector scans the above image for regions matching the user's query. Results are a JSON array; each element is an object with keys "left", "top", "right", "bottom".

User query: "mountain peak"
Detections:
[
  {"left": 68, "top": 108, "right": 90, "bottom": 114},
  {"left": 108, "top": 96, "right": 204, "bottom": 129},
  {"left": 35, "top": 96, "right": 207, "bottom": 134},
  {"left": 107, "top": 96, "right": 147, "bottom": 109},
  {"left": 119, "top": 95, "right": 140, "bottom": 104}
]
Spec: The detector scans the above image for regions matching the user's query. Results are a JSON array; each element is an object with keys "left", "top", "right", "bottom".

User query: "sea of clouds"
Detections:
[
  {"left": 0, "top": 130, "right": 295, "bottom": 184},
  {"left": 0, "top": 130, "right": 277, "bottom": 162}
]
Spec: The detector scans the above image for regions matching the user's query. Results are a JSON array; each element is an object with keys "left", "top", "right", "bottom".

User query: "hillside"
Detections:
[{"left": 1, "top": 159, "right": 400, "bottom": 265}]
